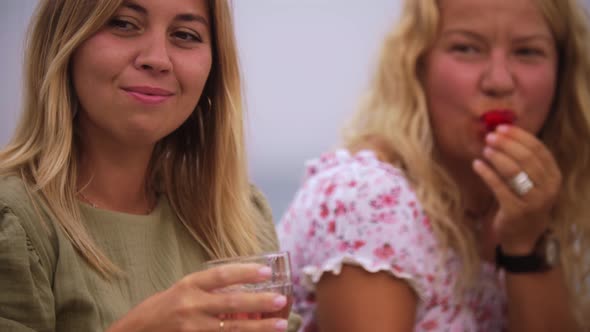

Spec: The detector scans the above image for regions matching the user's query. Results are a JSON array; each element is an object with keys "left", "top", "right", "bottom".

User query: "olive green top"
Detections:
[{"left": 0, "top": 176, "right": 300, "bottom": 332}]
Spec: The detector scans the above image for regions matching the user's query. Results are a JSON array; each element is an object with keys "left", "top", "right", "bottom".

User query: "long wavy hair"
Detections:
[
  {"left": 0, "top": 0, "right": 274, "bottom": 277},
  {"left": 344, "top": 0, "right": 590, "bottom": 325}
]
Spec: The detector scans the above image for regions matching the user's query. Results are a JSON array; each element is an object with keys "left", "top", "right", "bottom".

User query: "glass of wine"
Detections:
[{"left": 203, "top": 251, "right": 293, "bottom": 320}]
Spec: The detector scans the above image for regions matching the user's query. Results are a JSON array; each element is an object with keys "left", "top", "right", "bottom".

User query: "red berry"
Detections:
[{"left": 481, "top": 110, "right": 515, "bottom": 132}]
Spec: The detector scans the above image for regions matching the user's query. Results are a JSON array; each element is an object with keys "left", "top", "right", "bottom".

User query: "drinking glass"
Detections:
[{"left": 203, "top": 251, "right": 292, "bottom": 320}]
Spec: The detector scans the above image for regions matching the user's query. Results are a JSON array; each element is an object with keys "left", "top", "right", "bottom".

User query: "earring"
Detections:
[{"left": 203, "top": 96, "right": 212, "bottom": 110}]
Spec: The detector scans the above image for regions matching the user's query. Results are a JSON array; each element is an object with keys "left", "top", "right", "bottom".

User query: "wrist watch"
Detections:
[{"left": 495, "top": 231, "right": 560, "bottom": 273}]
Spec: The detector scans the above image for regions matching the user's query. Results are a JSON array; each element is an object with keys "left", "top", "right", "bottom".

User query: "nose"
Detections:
[
  {"left": 480, "top": 51, "right": 515, "bottom": 98},
  {"left": 134, "top": 32, "right": 172, "bottom": 74}
]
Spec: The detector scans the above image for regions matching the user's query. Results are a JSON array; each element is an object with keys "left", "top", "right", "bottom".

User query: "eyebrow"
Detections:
[
  {"left": 442, "top": 29, "right": 553, "bottom": 44},
  {"left": 512, "top": 35, "right": 554, "bottom": 44},
  {"left": 123, "top": 1, "right": 209, "bottom": 26},
  {"left": 441, "top": 30, "right": 487, "bottom": 43}
]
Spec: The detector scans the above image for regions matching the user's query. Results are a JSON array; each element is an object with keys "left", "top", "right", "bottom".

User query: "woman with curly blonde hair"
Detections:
[
  {"left": 0, "top": 0, "right": 299, "bottom": 331},
  {"left": 279, "top": 0, "right": 590, "bottom": 330}
]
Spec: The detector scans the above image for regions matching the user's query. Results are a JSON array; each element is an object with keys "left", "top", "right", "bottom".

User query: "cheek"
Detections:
[
  {"left": 521, "top": 66, "right": 557, "bottom": 132},
  {"left": 176, "top": 52, "right": 212, "bottom": 98},
  {"left": 71, "top": 34, "right": 128, "bottom": 106},
  {"left": 169, "top": 52, "right": 212, "bottom": 126},
  {"left": 425, "top": 55, "right": 477, "bottom": 110},
  {"left": 527, "top": 62, "right": 557, "bottom": 102},
  {"left": 424, "top": 54, "right": 478, "bottom": 127},
  {"left": 71, "top": 51, "right": 102, "bottom": 112},
  {"left": 423, "top": 54, "right": 487, "bottom": 157}
]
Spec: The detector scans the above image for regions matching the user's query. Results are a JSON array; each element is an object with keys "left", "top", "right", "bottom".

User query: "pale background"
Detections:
[{"left": 3, "top": 1, "right": 589, "bottom": 219}]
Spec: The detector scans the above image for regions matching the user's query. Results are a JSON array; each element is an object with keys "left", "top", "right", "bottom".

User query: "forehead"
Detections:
[
  {"left": 117, "top": 0, "right": 210, "bottom": 19},
  {"left": 437, "top": 0, "right": 551, "bottom": 35}
]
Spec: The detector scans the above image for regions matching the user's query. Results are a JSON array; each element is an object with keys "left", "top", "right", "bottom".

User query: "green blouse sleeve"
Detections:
[{"left": 0, "top": 207, "right": 55, "bottom": 332}]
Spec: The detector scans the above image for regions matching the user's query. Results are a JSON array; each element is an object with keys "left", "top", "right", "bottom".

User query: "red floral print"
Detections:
[{"left": 278, "top": 150, "right": 507, "bottom": 332}]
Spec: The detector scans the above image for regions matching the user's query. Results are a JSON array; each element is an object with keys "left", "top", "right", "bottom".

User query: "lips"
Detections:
[
  {"left": 122, "top": 86, "right": 174, "bottom": 105},
  {"left": 481, "top": 109, "right": 516, "bottom": 132}
]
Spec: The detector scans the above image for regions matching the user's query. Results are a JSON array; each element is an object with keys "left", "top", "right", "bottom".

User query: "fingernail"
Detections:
[
  {"left": 472, "top": 159, "right": 483, "bottom": 170},
  {"left": 497, "top": 125, "right": 509, "bottom": 132},
  {"left": 273, "top": 295, "right": 287, "bottom": 308},
  {"left": 275, "top": 319, "right": 288, "bottom": 331},
  {"left": 258, "top": 267, "right": 272, "bottom": 278},
  {"left": 486, "top": 133, "right": 497, "bottom": 142},
  {"left": 483, "top": 147, "right": 493, "bottom": 157}
]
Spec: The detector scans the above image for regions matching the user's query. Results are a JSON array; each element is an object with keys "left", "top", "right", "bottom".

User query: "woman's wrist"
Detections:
[
  {"left": 496, "top": 230, "right": 560, "bottom": 274},
  {"left": 499, "top": 215, "right": 552, "bottom": 255},
  {"left": 498, "top": 241, "right": 538, "bottom": 256}
]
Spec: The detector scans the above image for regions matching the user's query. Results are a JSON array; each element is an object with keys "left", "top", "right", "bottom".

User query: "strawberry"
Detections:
[{"left": 481, "top": 110, "right": 516, "bottom": 132}]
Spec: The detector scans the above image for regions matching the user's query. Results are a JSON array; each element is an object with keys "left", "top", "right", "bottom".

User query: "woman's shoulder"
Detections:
[
  {"left": 0, "top": 175, "right": 29, "bottom": 201},
  {"left": 0, "top": 175, "right": 42, "bottom": 220},
  {"left": 281, "top": 149, "right": 431, "bottom": 239},
  {"left": 249, "top": 184, "right": 281, "bottom": 252},
  {"left": 293, "top": 149, "right": 418, "bottom": 211},
  {"left": 280, "top": 150, "right": 440, "bottom": 301},
  {"left": 249, "top": 184, "right": 273, "bottom": 224},
  {"left": 0, "top": 177, "right": 56, "bottom": 331},
  {"left": 0, "top": 175, "right": 58, "bottom": 264},
  {"left": 302, "top": 148, "right": 411, "bottom": 188}
]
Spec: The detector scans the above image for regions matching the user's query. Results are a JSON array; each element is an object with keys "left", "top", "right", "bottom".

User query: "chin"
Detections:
[
  {"left": 439, "top": 144, "right": 482, "bottom": 168},
  {"left": 464, "top": 144, "right": 485, "bottom": 162},
  {"left": 114, "top": 127, "right": 167, "bottom": 148}
]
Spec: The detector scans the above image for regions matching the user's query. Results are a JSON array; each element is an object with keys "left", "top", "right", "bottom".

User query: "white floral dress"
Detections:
[{"left": 277, "top": 149, "right": 507, "bottom": 332}]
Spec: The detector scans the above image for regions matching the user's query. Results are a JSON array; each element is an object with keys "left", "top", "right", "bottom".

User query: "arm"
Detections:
[
  {"left": 474, "top": 126, "right": 578, "bottom": 331},
  {"left": 278, "top": 151, "right": 432, "bottom": 332},
  {"left": 0, "top": 209, "right": 55, "bottom": 332},
  {"left": 505, "top": 268, "right": 577, "bottom": 332},
  {"left": 315, "top": 265, "right": 417, "bottom": 332}
]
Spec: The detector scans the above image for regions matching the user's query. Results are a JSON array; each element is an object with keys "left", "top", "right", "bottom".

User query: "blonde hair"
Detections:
[
  {"left": 344, "top": 0, "right": 590, "bottom": 325},
  {"left": 0, "top": 0, "right": 273, "bottom": 277}
]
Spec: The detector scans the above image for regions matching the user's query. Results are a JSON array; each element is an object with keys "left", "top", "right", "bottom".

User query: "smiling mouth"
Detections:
[
  {"left": 122, "top": 86, "right": 174, "bottom": 105},
  {"left": 124, "top": 91, "right": 173, "bottom": 105}
]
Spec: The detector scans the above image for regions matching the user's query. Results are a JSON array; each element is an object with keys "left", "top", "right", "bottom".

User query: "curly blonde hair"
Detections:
[{"left": 344, "top": 0, "right": 590, "bottom": 326}]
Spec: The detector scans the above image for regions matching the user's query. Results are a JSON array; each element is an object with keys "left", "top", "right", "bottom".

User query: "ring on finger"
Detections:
[{"left": 508, "top": 171, "right": 534, "bottom": 196}]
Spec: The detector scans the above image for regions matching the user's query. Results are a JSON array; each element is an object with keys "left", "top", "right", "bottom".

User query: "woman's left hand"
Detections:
[{"left": 473, "top": 124, "right": 562, "bottom": 254}]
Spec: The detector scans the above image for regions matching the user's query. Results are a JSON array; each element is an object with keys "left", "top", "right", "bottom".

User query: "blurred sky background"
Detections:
[
  {"left": 3, "top": 1, "right": 588, "bottom": 220},
  {"left": 232, "top": 1, "right": 399, "bottom": 219}
]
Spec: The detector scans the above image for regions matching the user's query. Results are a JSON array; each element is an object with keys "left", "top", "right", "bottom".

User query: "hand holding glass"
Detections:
[{"left": 203, "top": 251, "right": 293, "bottom": 320}]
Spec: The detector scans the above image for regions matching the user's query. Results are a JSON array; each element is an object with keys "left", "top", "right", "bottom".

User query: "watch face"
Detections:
[{"left": 545, "top": 238, "right": 560, "bottom": 267}]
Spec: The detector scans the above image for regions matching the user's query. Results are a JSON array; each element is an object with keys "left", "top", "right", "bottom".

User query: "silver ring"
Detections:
[{"left": 508, "top": 171, "right": 534, "bottom": 196}]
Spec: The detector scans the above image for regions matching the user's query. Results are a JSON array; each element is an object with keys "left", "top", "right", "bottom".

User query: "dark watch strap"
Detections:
[{"left": 495, "top": 245, "right": 550, "bottom": 273}]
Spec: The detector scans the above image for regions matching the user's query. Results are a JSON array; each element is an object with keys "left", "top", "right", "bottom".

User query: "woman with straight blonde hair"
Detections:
[
  {"left": 279, "top": 0, "right": 590, "bottom": 330},
  {"left": 0, "top": 0, "right": 298, "bottom": 331}
]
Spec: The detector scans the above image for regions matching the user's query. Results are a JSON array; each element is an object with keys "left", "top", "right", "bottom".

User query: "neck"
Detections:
[
  {"left": 77, "top": 132, "right": 157, "bottom": 215},
  {"left": 442, "top": 156, "right": 499, "bottom": 260},
  {"left": 440, "top": 155, "right": 496, "bottom": 217}
]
